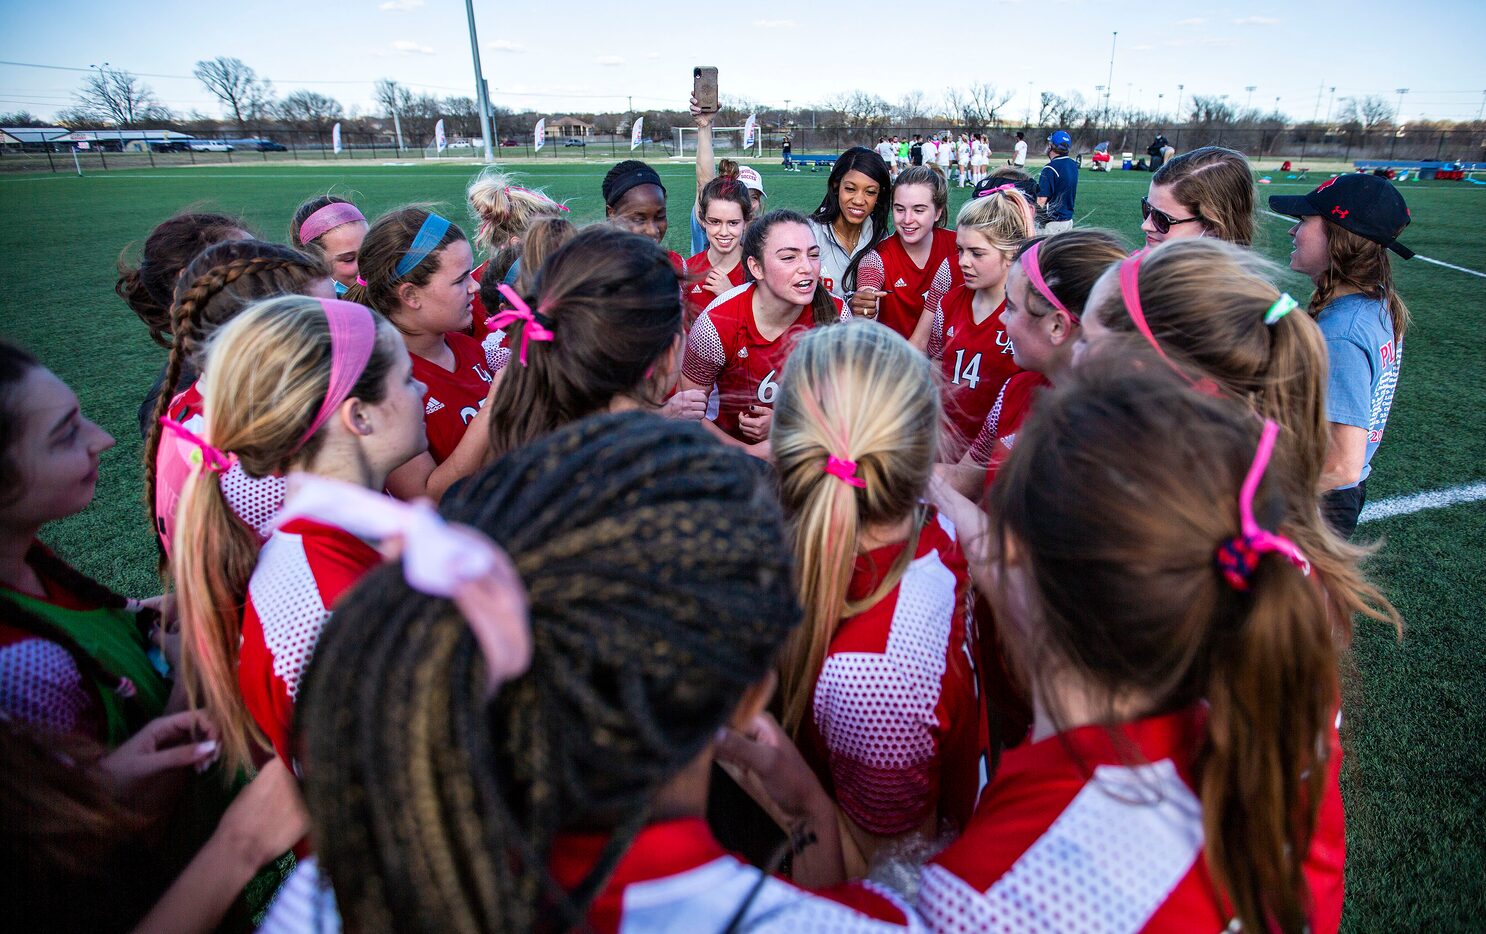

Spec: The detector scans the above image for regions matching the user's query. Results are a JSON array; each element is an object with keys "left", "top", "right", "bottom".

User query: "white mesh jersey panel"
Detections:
[
  {"left": 0, "top": 638, "right": 93, "bottom": 736},
  {"left": 222, "top": 465, "right": 287, "bottom": 541},
  {"left": 248, "top": 531, "right": 331, "bottom": 701},
  {"left": 682, "top": 309, "right": 728, "bottom": 386}
]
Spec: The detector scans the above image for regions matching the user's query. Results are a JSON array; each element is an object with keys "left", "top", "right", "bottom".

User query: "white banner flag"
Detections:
[
  {"left": 332, "top": 122, "right": 342, "bottom": 154},
  {"left": 743, "top": 113, "right": 757, "bottom": 149},
  {"left": 434, "top": 118, "right": 446, "bottom": 153},
  {"left": 534, "top": 117, "right": 545, "bottom": 152},
  {"left": 630, "top": 116, "right": 644, "bottom": 151}
]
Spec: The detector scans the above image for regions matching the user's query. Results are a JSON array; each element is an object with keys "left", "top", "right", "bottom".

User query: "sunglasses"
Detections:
[{"left": 1141, "top": 197, "right": 1204, "bottom": 235}]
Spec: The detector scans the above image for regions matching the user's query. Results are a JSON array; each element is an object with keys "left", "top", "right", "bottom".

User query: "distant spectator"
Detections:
[
  {"left": 910, "top": 134, "right": 924, "bottom": 166},
  {"left": 1036, "top": 130, "right": 1079, "bottom": 234},
  {"left": 1009, "top": 131, "right": 1028, "bottom": 167}
]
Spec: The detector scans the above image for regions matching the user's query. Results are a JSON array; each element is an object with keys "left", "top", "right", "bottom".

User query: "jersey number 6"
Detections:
[{"left": 757, "top": 369, "right": 779, "bottom": 404}]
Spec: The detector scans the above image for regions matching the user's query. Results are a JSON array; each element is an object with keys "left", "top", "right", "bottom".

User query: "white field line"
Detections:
[
  {"left": 1262, "top": 209, "right": 1486, "bottom": 279},
  {"left": 1358, "top": 482, "right": 1486, "bottom": 524}
]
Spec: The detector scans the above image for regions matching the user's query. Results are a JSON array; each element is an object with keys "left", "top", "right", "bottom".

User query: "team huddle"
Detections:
[{"left": 3, "top": 128, "right": 1417, "bottom": 933}]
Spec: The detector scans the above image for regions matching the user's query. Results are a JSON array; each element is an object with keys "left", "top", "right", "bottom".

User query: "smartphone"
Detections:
[{"left": 693, "top": 66, "right": 719, "bottom": 113}]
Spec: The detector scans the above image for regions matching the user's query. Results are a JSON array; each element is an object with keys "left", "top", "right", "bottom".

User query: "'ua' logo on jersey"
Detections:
[{"left": 738, "top": 347, "right": 749, "bottom": 359}]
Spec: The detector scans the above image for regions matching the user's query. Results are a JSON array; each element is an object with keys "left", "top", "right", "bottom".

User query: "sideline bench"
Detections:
[
  {"left": 784, "top": 153, "right": 838, "bottom": 172},
  {"left": 1354, "top": 160, "right": 1486, "bottom": 181}
]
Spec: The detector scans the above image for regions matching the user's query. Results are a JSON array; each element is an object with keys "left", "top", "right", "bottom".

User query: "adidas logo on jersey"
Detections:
[
  {"left": 738, "top": 347, "right": 749, "bottom": 358},
  {"left": 425, "top": 397, "right": 445, "bottom": 415},
  {"left": 894, "top": 278, "right": 908, "bottom": 288},
  {"left": 692, "top": 285, "right": 703, "bottom": 293}
]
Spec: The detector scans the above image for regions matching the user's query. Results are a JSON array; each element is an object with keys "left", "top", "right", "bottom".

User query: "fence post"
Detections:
[
  {"left": 97, "top": 146, "right": 107, "bottom": 170},
  {"left": 258, "top": 127, "right": 268, "bottom": 161},
  {"left": 290, "top": 135, "right": 298, "bottom": 160},
  {"left": 1436, "top": 131, "right": 1446, "bottom": 161},
  {"left": 320, "top": 130, "right": 328, "bottom": 160},
  {"left": 45, "top": 148, "right": 56, "bottom": 173},
  {"left": 1389, "top": 130, "right": 1399, "bottom": 159},
  {"left": 1300, "top": 137, "right": 1307, "bottom": 161},
  {"left": 146, "top": 141, "right": 155, "bottom": 168}
]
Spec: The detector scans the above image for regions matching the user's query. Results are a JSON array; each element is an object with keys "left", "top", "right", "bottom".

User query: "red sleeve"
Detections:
[
  {"left": 469, "top": 261, "right": 491, "bottom": 342},
  {"left": 982, "top": 374, "right": 1045, "bottom": 489}
]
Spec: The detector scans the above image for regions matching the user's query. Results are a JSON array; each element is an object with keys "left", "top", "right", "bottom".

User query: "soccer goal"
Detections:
[{"left": 674, "top": 126, "right": 764, "bottom": 159}]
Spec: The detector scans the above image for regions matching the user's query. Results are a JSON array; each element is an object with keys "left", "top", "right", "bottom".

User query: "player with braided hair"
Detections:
[
  {"left": 145, "top": 240, "right": 333, "bottom": 561},
  {"left": 271, "top": 412, "right": 918, "bottom": 933}
]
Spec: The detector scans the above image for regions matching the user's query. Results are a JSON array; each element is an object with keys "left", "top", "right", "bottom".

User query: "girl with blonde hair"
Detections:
[{"left": 464, "top": 169, "right": 568, "bottom": 340}]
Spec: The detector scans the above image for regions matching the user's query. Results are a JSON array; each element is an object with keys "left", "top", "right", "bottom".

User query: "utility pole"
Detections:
[
  {"left": 464, "top": 0, "right": 494, "bottom": 162},
  {"left": 1104, "top": 32, "right": 1117, "bottom": 126},
  {"left": 1395, "top": 88, "right": 1409, "bottom": 126},
  {"left": 1478, "top": 89, "right": 1485, "bottom": 122},
  {"left": 1313, "top": 82, "right": 1324, "bottom": 121}
]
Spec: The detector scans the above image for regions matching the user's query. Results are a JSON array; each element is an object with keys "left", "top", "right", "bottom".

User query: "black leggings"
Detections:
[{"left": 1322, "top": 480, "right": 1367, "bottom": 539}]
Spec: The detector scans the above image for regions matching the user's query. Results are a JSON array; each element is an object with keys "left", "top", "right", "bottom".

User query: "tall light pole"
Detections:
[
  {"left": 1325, "top": 86, "right": 1337, "bottom": 125},
  {"left": 464, "top": 0, "right": 494, "bottom": 162},
  {"left": 1175, "top": 84, "right": 1184, "bottom": 124},
  {"left": 1105, "top": 32, "right": 1118, "bottom": 125},
  {"left": 1245, "top": 85, "right": 1257, "bottom": 112},
  {"left": 1095, "top": 86, "right": 1105, "bottom": 126},
  {"left": 1394, "top": 88, "right": 1409, "bottom": 126},
  {"left": 1157, "top": 92, "right": 1165, "bottom": 121},
  {"left": 1025, "top": 80, "right": 1034, "bottom": 125}
]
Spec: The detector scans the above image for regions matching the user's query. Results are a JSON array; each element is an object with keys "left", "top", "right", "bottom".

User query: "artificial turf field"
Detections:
[{"left": 1, "top": 159, "right": 1482, "bottom": 928}]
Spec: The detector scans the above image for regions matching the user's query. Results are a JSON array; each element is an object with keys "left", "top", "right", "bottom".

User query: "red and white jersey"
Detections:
[
  {"left": 239, "top": 517, "right": 378, "bottom": 766},
  {"left": 153, "top": 380, "right": 286, "bottom": 558},
  {"left": 0, "top": 621, "right": 97, "bottom": 739},
  {"left": 469, "top": 260, "right": 493, "bottom": 343},
  {"left": 683, "top": 249, "right": 746, "bottom": 330},
  {"left": 414, "top": 332, "right": 494, "bottom": 465},
  {"left": 967, "top": 372, "right": 1050, "bottom": 490},
  {"left": 919, "top": 705, "right": 1345, "bottom": 934},
  {"left": 803, "top": 509, "right": 985, "bottom": 836},
  {"left": 855, "top": 230, "right": 961, "bottom": 340},
  {"left": 928, "top": 287, "right": 1022, "bottom": 460},
  {"left": 681, "top": 283, "right": 847, "bottom": 442}
]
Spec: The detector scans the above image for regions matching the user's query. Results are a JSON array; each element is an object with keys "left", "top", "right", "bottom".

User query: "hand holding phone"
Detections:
[{"left": 693, "top": 67, "right": 719, "bottom": 114}]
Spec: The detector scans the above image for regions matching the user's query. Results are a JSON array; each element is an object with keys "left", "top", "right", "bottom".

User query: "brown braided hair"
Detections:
[
  {"left": 295, "top": 412, "right": 801, "bottom": 932},
  {"left": 115, "top": 212, "right": 248, "bottom": 347},
  {"left": 142, "top": 241, "right": 328, "bottom": 568}
]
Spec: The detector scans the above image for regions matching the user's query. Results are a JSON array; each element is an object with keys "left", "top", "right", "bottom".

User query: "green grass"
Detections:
[{"left": 2, "top": 160, "right": 1482, "bottom": 927}]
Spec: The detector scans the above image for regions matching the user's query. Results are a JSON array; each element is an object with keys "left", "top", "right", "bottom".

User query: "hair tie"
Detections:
[
  {"left": 275, "top": 474, "right": 530, "bottom": 695},
  {"left": 394, "top": 213, "right": 452, "bottom": 280},
  {"left": 975, "top": 183, "right": 1017, "bottom": 199},
  {"left": 1265, "top": 293, "right": 1298, "bottom": 326},
  {"left": 158, "top": 418, "right": 232, "bottom": 474},
  {"left": 113, "top": 677, "right": 137, "bottom": 699},
  {"left": 1019, "top": 241, "right": 1075, "bottom": 322},
  {"left": 487, "top": 283, "right": 556, "bottom": 366},
  {"left": 823, "top": 455, "right": 866, "bottom": 489},
  {"left": 1118, "top": 254, "right": 1222, "bottom": 397},
  {"left": 295, "top": 299, "right": 378, "bottom": 450},
  {"left": 1215, "top": 420, "right": 1312, "bottom": 591},
  {"left": 299, "top": 202, "right": 366, "bottom": 244}
]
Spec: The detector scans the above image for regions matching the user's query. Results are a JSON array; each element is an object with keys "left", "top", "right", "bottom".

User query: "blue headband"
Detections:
[{"left": 393, "top": 213, "right": 452, "bottom": 280}]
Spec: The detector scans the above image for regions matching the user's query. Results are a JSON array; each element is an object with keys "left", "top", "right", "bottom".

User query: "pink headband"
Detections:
[
  {"left": 487, "top": 284, "right": 555, "bottom": 366},
  {"left": 158, "top": 417, "right": 232, "bottom": 473},
  {"left": 1019, "top": 241, "right": 1074, "bottom": 322},
  {"left": 1117, "top": 254, "right": 1220, "bottom": 396},
  {"left": 296, "top": 299, "right": 378, "bottom": 449},
  {"left": 275, "top": 474, "right": 531, "bottom": 694},
  {"left": 823, "top": 455, "right": 866, "bottom": 488},
  {"left": 299, "top": 202, "right": 366, "bottom": 244},
  {"left": 1215, "top": 420, "right": 1311, "bottom": 591}
]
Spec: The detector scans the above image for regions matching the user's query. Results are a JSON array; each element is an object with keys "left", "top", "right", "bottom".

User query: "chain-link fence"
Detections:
[{"left": 4, "top": 124, "right": 1482, "bottom": 174}]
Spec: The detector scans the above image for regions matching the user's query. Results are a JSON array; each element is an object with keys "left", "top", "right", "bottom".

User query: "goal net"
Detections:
[{"left": 674, "top": 126, "right": 764, "bottom": 159}]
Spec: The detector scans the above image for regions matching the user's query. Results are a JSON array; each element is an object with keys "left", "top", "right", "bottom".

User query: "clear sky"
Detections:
[{"left": 3, "top": 0, "right": 1484, "bottom": 123}]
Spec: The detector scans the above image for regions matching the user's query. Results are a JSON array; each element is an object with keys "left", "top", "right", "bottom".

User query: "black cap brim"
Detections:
[
  {"left": 1386, "top": 240, "right": 1415, "bottom": 260},
  {"left": 1267, "top": 194, "right": 1318, "bottom": 218}
]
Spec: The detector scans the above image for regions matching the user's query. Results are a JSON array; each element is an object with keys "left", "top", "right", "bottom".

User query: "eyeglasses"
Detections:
[{"left": 1141, "top": 197, "right": 1204, "bottom": 235}]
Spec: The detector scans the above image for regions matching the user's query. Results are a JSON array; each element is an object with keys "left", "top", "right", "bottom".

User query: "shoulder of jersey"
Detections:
[{"left": 701, "top": 280, "right": 753, "bottom": 317}]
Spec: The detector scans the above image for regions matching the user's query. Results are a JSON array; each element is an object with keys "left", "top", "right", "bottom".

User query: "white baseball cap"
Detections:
[{"left": 736, "top": 165, "right": 766, "bottom": 197}]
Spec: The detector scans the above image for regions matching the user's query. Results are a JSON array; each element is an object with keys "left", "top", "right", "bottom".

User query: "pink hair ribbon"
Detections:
[
  {"left": 299, "top": 202, "right": 366, "bottom": 244},
  {"left": 158, "top": 417, "right": 232, "bottom": 474},
  {"left": 1019, "top": 241, "right": 1075, "bottom": 321},
  {"left": 295, "top": 299, "right": 378, "bottom": 450},
  {"left": 823, "top": 455, "right": 866, "bottom": 489},
  {"left": 275, "top": 474, "right": 532, "bottom": 693},
  {"left": 975, "top": 183, "right": 1017, "bottom": 199},
  {"left": 1117, "top": 253, "right": 1221, "bottom": 396},
  {"left": 1215, "top": 420, "right": 1312, "bottom": 591},
  {"left": 488, "top": 283, "right": 555, "bottom": 366}
]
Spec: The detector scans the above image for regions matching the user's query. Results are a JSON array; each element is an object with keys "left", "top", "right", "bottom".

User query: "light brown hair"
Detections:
[
  {"left": 1309, "top": 224, "right": 1411, "bottom": 341},
  {"left": 1150, "top": 146, "right": 1256, "bottom": 246},
  {"left": 341, "top": 206, "right": 467, "bottom": 324},
  {"left": 894, "top": 165, "right": 951, "bottom": 229}
]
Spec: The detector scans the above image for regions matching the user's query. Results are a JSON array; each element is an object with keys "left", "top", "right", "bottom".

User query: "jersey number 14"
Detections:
[{"left": 950, "top": 350, "right": 983, "bottom": 389}]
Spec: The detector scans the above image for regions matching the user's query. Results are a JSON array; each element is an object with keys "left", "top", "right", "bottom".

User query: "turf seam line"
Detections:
[
  {"left": 1358, "top": 481, "right": 1486, "bottom": 524},
  {"left": 1262, "top": 209, "right": 1486, "bottom": 279}
]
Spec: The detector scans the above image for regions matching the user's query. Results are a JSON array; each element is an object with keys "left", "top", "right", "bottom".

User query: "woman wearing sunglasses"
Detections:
[{"left": 1141, "top": 146, "right": 1255, "bottom": 249}]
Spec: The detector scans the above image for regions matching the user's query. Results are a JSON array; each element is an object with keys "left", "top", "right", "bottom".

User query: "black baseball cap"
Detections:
[{"left": 1269, "top": 173, "right": 1414, "bottom": 259}]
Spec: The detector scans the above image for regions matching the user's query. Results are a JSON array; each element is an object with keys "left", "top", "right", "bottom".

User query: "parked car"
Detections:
[
  {"left": 187, "top": 140, "right": 234, "bottom": 153},
  {"left": 500, "top": 138, "right": 519, "bottom": 147},
  {"left": 149, "top": 141, "right": 190, "bottom": 153},
  {"left": 563, "top": 137, "right": 586, "bottom": 147},
  {"left": 226, "top": 138, "right": 287, "bottom": 151}
]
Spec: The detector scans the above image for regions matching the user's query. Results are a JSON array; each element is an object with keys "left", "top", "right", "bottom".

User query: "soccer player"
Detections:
[
  {"left": 854, "top": 166, "right": 960, "bottom": 340},
  {"left": 680, "top": 210, "right": 848, "bottom": 456},
  {"left": 1009, "top": 130, "right": 1028, "bottom": 167},
  {"left": 684, "top": 176, "right": 754, "bottom": 328},
  {"left": 1037, "top": 130, "right": 1079, "bottom": 233},
  {"left": 289, "top": 195, "right": 369, "bottom": 295},
  {"left": 602, "top": 160, "right": 684, "bottom": 269},
  {"left": 1141, "top": 146, "right": 1255, "bottom": 249},
  {"left": 464, "top": 169, "right": 567, "bottom": 340}
]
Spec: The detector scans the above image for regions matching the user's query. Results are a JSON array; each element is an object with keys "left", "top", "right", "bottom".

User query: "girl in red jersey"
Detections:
[
  {"left": 919, "top": 184, "right": 1034, "bottom": 459},
  {"left": 144, "top": 240, "right": 333, "bottom": 562},
  {"left": 679, "top": 210, "right": 848, "bottom": 456},
  {"left": 346, "top": 208, "right": 499, "bottom": 501},
  {"left": 485, "top": 227, "right": 707, "bottom": 456},
  {"left": 270, "top": 414, "right": 917, "bottom": 932},
  {"left": 853, "top": 166, "right": 961, "bottom": 341},
  {"left": 684, "top": 175, "right": 754, "bottom": 329},
  {"left": 289, "top": 195, "right": 369, "bottom": 295},
  {"left": 773, "top": 323, "right": 984, "bottom": 879},
  {"left": 464, "top": 169, "right": 569, "bottom": 341},
  {"left": 172, "top": 296, "right": 427, "bottom": 774},
  {"left": 940, "top": 229, "right": 1126, "bottom": 497}
]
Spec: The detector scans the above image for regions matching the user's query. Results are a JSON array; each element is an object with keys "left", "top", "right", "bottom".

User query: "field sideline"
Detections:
[{"left": 1, "top": 160, "right": 1482, "bottom": 927}]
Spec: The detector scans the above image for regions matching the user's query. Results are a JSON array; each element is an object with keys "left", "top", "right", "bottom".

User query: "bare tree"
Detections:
[
  {"left": 893, "top": 91, "right": 928, "bottom": 124},
  {"left": 1339, "top": 95, "right": 1394, "bottom": 131},
  {"left": 194, "top": 57, "right": 272, "bottom": 134},
  {"left": 944, "top": 83, "right": 1014, "bottom": 128},
  {"left": 827, "top": 91, "right": 892, "bottom": 128},
  {"left": 278, "top": 90, "right": 344, "bottom": 132},
  {"left": 72, "top": 66, "right": 171, "bottom": 127},
  {"left": 1188, "top": 95, "right": 1237, "bottom": 126},
  {"left": 442, "top": 96, "right": 481, "bottom": 137},
  {"left": 374, "top": 79, "right": 412, "bottom": 150}
]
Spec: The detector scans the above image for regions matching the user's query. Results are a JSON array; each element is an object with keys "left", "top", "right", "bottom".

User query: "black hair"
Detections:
[
  {"left": 602, "top": 160, "right": 666, "bottom": 207},
  {"left": 741, "top": 210, "right": 840, "bottom": 326},
  {"left": 808, "top": 146, "right": 892, "bottom": 292}
]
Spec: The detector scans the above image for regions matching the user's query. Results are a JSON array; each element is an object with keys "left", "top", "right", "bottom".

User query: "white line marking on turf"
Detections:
[
  {"left": 1358, "top": 482, "right": 1486, "bottom": 524},
  {"left": 1263, "top": 210, "right": 1486, "bottom": 279}
]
